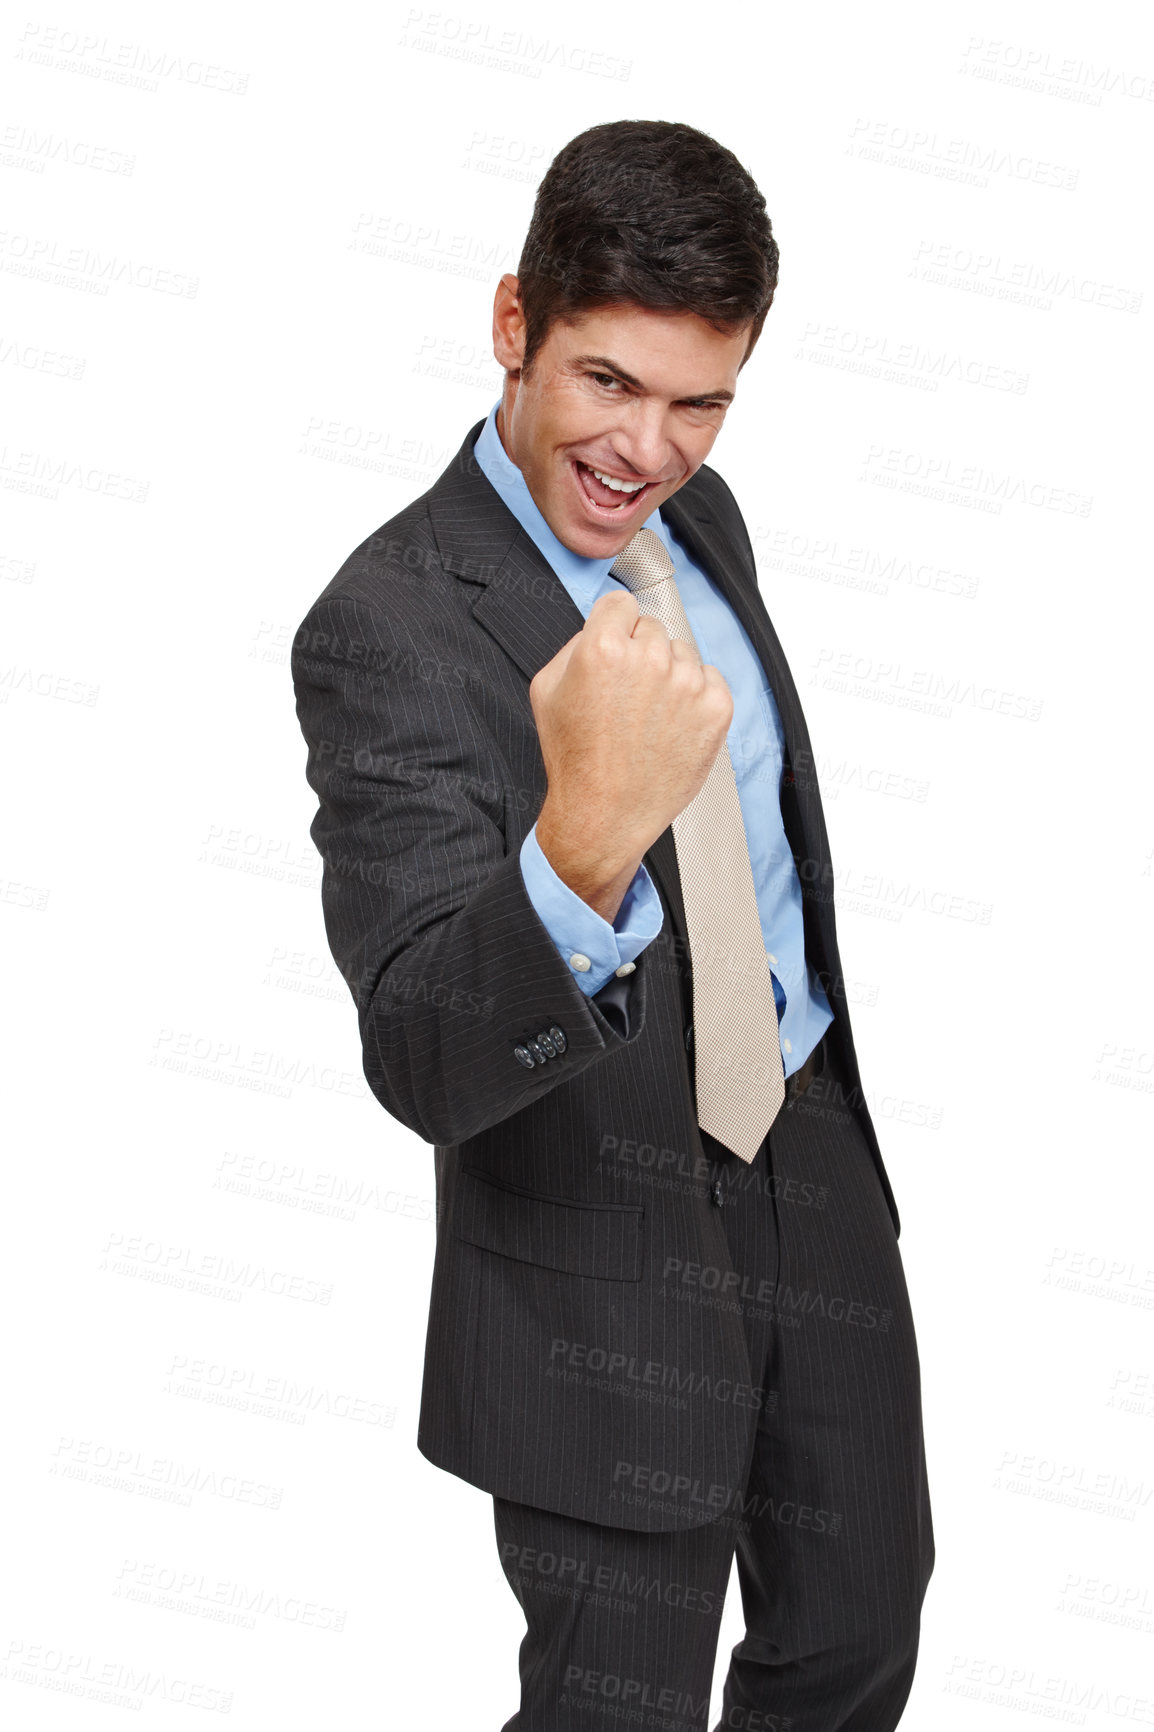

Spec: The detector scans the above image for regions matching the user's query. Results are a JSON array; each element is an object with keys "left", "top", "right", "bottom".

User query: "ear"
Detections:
[{"left": 492, "top": 273, "right": 527, "bottom": 376}]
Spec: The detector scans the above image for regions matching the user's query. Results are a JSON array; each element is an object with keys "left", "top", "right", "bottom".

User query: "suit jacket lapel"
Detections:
[{"left": 429, "top": 423, "right": 587, "bottom": 678}]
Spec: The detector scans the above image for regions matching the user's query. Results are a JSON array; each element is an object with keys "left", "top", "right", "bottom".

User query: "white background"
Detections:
[{"left": 3, "top": 0, "right": 1152, "bottom": 1726}]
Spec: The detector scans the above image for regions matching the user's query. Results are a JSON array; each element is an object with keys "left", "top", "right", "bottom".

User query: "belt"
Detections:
[{"left": 785, "top": 1032, "right": 827, "bottom": 1101}]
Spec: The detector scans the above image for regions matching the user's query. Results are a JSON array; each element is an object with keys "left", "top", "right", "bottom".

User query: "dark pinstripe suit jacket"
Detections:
[{"left": 291, "top": 420, "right": 900, "bottom": 1533}]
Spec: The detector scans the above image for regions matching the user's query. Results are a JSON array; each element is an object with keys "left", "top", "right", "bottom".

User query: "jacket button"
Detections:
[
  {"left": 513, "top": 1045, "right": 536, "bottom": 1069},
  {"left": 536, "top": 1029, "right": 558, "bottom": 1058},
  {"left": 548, "top": 1024, "right": 567, "bottom": 1053},
  {"left": 526, "top": 1037, "right": 548, "bottom": 1065},
  {"left": 710, "top": 1180, "right": 724, "bottom": 1206}
]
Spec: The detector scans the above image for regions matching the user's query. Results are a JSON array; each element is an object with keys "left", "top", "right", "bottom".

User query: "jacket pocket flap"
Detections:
[{"left": 454, "top": 1166, "right": 643, "bottom": 1281}]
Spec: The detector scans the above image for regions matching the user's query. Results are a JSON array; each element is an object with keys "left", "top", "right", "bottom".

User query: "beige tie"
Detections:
[{"left": 611, "top": 527, "right": 785, "bottom": 1164}]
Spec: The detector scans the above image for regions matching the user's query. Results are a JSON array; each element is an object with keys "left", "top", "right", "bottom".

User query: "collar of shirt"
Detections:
[{"left": 473, "top": 400, "right": 676, "bottom": 605}]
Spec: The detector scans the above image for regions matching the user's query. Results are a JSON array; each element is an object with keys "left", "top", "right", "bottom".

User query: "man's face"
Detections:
[{"left": 493, "top": 283, "right": 752, "bottom": 559}]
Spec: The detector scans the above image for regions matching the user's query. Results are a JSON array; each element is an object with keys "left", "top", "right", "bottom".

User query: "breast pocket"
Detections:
[{"left": 454, "top": 1166, "right": 644, "bottom": 1282}]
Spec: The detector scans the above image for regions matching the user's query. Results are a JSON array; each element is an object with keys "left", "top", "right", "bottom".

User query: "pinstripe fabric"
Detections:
[
  {"left": 290, "top": 420, "right": 905, "bottom": 1535},
  {"left": 491, "top": 1036, "right": 934, "bottom": 1731}
]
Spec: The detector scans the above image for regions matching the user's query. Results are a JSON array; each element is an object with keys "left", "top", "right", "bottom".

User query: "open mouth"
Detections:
[{"left": 573, "top": 459, "right": 656, "bottom": 517}]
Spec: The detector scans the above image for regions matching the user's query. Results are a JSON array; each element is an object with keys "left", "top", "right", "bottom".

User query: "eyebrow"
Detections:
[{"left": 574, "top": 354, "right": 735, "bottom": 404}]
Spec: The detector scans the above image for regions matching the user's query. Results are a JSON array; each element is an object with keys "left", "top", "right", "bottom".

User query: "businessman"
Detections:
[{"left": 292, "top": 120, "right": 934, "bottom": 1731}]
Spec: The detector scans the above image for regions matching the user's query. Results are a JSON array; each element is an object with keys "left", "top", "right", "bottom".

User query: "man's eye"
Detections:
[{"left": 591, "top": 373, "right": 623, "bottom": 390}]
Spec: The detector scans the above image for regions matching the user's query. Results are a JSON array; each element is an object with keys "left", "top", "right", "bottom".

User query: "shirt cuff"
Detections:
[{"left": 519, "top": 822, "right": 664, "bottom": 996}]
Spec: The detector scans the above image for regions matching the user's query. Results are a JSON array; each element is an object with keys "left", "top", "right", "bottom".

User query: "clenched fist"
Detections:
[{"left": 528, "top": 589, "right": 734, "bottom": 922}]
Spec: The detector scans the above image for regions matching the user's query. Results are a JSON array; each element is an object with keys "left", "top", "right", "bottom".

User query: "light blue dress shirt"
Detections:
[{"left": 474, "top": 402, "right": 833, "bottom": 1076}]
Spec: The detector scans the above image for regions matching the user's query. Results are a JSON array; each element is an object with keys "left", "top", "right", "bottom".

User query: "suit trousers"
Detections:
[{"left": 491, "top": 1033, "right": 935, "bottom": 1731}]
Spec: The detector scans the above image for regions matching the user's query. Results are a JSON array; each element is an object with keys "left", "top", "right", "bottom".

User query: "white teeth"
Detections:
[{"left": 589, "top": 466, "right": 645, "bottom": 494}]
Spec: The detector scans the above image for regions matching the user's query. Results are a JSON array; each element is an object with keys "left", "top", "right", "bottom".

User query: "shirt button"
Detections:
[
  {"left": 615, "top": 961, "right": 635, "bottom": 977},
  {"left": 783, "top": 1038, "right": 792, "bottom": 1054},
  {"left": 767, "top": 952, "right": 778, "bottom": 965},
  {"left": 569, "top": 952, "right": 591, "bottom": 973}
]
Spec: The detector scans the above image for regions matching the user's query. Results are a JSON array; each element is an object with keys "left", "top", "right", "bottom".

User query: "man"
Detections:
[{"left": 292, "top": 120, "right": 934, "bottom": 1731}]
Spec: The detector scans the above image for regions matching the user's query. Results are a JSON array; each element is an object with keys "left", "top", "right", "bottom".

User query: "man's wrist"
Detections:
[{"left": 534, "top": 810, "right": 645, "bottom": 925}]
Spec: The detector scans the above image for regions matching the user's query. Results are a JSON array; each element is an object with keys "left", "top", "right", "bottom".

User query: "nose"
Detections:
[{"left": 609, "top": 398, "right": 675, "bottom": 481}]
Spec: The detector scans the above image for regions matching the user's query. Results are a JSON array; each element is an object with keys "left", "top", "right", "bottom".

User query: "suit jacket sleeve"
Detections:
[{"left": 292, "top": 591, "right": 651, "bottom": 1146}]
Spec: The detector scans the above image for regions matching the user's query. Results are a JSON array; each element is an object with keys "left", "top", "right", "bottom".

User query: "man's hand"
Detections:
[{"left": 529, "top": 590, "right": 733, "bottom": 921}]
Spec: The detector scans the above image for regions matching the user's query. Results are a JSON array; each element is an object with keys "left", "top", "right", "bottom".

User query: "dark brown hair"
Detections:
[{"left": 515, "top": 120, "right": 779, "bottom": 376}]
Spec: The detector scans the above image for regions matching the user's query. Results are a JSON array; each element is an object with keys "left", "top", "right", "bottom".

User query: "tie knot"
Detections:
[{"left": 609, "top": 526, "right": 674, "bottom": 593}]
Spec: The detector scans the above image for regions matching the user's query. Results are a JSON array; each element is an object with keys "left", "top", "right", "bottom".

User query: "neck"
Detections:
[{"left": 496, "top": 382, "right": 520, "bottom": 467}]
